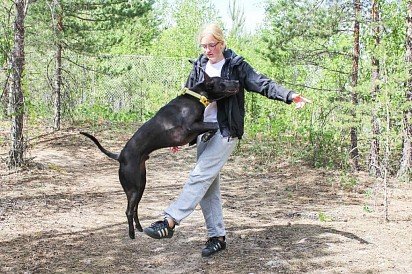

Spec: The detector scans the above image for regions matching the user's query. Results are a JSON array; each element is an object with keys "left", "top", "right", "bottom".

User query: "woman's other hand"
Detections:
[{"left": 292, "top": 94, "right": 311, "bottom": 109}]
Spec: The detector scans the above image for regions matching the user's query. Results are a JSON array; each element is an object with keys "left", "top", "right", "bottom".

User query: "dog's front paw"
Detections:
[{"left": 201, "top": 131, "right": 215, "bottom": 142}]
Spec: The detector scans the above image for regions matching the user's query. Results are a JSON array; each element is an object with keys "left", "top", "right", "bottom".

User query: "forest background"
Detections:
[{"left": 1, "top": 0, "right": 411, "bottom": 185}]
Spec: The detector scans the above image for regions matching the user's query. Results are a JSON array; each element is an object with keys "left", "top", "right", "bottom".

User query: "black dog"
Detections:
[{"left": 81, "top": 73, "right": 239, "bottom": 239}]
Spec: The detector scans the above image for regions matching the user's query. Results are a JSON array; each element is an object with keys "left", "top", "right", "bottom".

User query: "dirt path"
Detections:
[{"left": 1, "top": 128, "right": 411, "bottom": 273}]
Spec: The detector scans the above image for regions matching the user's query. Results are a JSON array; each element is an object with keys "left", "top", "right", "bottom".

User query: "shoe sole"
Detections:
[{"left": 202, "top": 247, "right": 226, "bottom": 257}]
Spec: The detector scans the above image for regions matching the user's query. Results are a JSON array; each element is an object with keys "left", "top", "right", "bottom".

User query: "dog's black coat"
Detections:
[{"left": 81, "top": 73, "right": 239, "bottom": 239}]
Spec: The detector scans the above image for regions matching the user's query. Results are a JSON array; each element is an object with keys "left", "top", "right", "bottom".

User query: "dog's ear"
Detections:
[
  {"left": 195, "top": 65, "right": 211, "bottom": 83},
  {"left": 203, "top": 71, "right": 211, "bottom": 82}
]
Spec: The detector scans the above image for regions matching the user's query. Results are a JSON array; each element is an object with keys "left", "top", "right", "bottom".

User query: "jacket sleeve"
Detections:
[
  {"left": 240, "top": 61, "right": 295, "bottom": 104},
  {"left": 185, "top": 60, "right": 201, "bottom": 146},
  {"left": 185, "top": 57, "right": 203, "bottom": 88},
  {"left": 185, "top": 66, "right": 197, "bottom": 88}
]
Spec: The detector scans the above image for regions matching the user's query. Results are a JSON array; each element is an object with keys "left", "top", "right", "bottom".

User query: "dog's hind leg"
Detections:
[
  {"left": 134, "top": 156, "right": 149, "bottom": 232},
  {"left": 133, "top": 206, "right": 143, "bottom": 232},
  {"left": 125, "top": 190, "right": 139, "bottom": 239},
  {"left": 133, "top": 158, "right": 147, "bottom": 232},
  {"left": 119, "top": 165, "right": 140, "bottom": 239}
]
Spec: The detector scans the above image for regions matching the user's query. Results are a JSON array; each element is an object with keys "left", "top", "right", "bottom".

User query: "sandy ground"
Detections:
[{"left": 0, "top": 127, "right": 411, "bottom": 273}]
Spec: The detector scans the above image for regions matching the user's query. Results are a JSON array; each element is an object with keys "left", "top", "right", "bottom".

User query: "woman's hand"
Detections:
[{"left": 292, "top": 94, "right": 311, "bottom": 109}]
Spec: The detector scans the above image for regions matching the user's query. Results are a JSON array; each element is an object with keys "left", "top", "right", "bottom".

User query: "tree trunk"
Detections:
[
  {"left": 53, "top": 42, "right": 62, "bottom": 130},
  {"left": 369, "top": 0, "right": 381, "bottom": 177},
  {"left": 228, "top": 0, "right": 245, "bottom": 37},
  {"left": 53, "top": 5, "right": 63, "bottom": 131},
  {"left": 1, "top": 75, "right": 9, "bottom": 117},
  {"left": 8, "top": 0, "right": 27, "bottom": 168},
  {"left": 383, "top": 90, "right": 390, "bottom": 222},
  {"left": 350, "top": 0, "right": 361, "bottom": 171},
  {"left": 398, "top": 0, "right": 412, "bottom": 182}
]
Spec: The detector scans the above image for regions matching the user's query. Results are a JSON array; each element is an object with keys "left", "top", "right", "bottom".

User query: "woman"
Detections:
[{"left": 144, "top": 23, "right": 310, "bottom": 257}]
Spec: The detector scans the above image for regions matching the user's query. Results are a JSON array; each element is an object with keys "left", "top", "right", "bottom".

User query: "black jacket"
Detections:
[{"left": 185, "top": 49, "right": 295, "bottom": 139}]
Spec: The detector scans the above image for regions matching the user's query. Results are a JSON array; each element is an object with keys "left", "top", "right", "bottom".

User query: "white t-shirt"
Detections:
[{"left": 203, "top": 58, "right": 225, "bottom": 122}]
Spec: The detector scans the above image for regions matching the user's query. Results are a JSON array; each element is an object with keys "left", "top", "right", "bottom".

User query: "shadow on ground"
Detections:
[{"left": 0, "top": 220, "right": 369, "bottom": 273}]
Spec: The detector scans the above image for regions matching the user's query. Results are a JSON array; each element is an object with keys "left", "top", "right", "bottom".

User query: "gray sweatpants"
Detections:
[{"left": 164, "top": 132, "right": 238, "bottom": 237}]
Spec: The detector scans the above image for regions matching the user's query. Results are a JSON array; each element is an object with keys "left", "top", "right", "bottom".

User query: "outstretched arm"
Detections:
[{"left": 241, "top": 62, "right": 295, "bottom": 103}]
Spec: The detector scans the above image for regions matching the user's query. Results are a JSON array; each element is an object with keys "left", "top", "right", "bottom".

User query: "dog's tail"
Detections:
[{"left": 80, "top": 132, "right": 119, "bottom": 161}]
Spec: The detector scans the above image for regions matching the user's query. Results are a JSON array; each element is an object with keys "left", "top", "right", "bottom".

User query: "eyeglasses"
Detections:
[{"left": 200, "top": 42, "right": 220, "bottom": 50}]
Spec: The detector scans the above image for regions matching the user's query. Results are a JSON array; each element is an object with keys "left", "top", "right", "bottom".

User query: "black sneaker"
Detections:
[
  {"left": 143, "top": 219, "right": 174, "bottom": 239},
  {"left": 201, "top": 236, "right": 226, "bottom": 257}
]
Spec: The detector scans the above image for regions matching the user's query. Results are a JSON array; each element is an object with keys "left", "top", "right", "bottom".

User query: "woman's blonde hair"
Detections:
[{"left": 198, "top": 23, "right": 226, "bottom": 47}]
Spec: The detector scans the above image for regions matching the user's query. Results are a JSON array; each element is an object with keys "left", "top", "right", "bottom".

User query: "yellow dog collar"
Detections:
[{"left": 182, "top": 88, "right": 210, "bottom": 107}]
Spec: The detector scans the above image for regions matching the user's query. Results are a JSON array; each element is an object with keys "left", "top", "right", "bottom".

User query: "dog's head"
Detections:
[{"left": 192, "top": 72, "right": 239, "bottom": 101}]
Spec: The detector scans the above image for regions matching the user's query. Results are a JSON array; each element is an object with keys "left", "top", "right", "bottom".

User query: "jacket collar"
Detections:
[{"left": 197, "top": 48, "right": 244, "bottom": 68}]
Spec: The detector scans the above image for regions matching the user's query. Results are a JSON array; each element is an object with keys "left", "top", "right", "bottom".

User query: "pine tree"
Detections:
[
  {"left": 28, "top": 0, "right": 155, "bottom": 130},
  {"left": 8, "top": 0, "right": 29, "bottom": 168}
]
